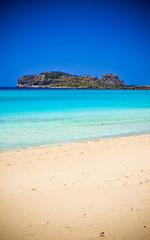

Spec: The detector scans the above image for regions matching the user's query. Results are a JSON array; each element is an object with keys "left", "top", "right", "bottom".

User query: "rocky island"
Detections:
[{"left": 17, "top": 71, "right": 150, "bottom": 89}]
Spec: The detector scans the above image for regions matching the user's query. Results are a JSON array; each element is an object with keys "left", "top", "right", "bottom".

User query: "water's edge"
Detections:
[{"left": 1, "top": 131, "right": 150, "bottom": 153}]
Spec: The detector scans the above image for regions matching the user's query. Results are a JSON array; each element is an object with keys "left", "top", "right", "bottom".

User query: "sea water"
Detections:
[{"left": 0, "top": 88, "right": 150, "bottom": 151}]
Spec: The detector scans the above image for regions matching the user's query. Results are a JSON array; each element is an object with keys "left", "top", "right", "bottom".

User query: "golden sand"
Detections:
[{"left": 0, "top": 134, "right": 150, "bottom": 240}]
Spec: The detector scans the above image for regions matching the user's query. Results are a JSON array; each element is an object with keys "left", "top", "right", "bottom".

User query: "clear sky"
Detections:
[{"left": 0, "top": 0, "right": 150, "bottom": 86}]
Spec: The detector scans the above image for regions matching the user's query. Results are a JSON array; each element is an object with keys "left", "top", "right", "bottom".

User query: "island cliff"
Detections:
[{"left": 17, "top": 71, "right": 150, "bottom": 89}]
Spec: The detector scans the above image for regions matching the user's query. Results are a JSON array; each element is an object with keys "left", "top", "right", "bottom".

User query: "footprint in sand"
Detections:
[
  {"left": 63, "top": 225, "right": 71, "bottom": 229},
  {"left": 123, "top": 182, "right": 128, "bottom": 186},
  {"left": 27, "top": 161, "right": 32, "bottom": 164},
  {"left": 43, "top": 221, "right": 49, "bottom": 225},
  {"left": 123, "top": 175, "right": 129, "bottom": 178},
  {"left": 89, "top": 204, "right": 94, "bottom": 207}
]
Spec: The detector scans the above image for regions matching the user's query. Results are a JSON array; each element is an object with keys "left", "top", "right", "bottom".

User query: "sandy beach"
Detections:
[{"left": 0, "top": 134, "right": 150, "bottom": 240}]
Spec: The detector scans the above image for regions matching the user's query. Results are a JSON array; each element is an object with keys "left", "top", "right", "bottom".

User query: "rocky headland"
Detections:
[{"left": 17, "top": 71, "right": 150, "bottom": 89}]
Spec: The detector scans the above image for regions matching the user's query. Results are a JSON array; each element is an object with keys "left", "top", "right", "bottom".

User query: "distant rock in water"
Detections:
[{"left": 17, "top": 71, "right": 150, "bottom": 89}]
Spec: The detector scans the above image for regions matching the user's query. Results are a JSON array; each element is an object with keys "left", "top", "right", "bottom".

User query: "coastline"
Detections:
[
  {"left": 1, "top": 130, "right": 150, "bottom": 153},
  {"left": 0, "top": 134, "right": 150, "bottom": 240}
]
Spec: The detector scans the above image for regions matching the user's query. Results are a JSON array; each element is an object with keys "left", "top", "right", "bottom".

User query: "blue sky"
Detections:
[{"left": 0, "top": 0, "right": 150, "bottom": 86}]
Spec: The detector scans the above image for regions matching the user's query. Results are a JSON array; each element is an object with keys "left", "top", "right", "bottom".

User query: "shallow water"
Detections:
[{"left": 0, "top": 88, "right": 150, "bottom": 151}]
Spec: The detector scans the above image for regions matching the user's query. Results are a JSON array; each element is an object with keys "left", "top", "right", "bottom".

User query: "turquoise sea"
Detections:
[{"left": 0, "top": 88, "right": 150, "bottom": 151}]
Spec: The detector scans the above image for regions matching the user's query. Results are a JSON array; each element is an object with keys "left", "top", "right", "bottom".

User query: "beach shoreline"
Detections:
[
  {"left": 1, "top": 130, "right": 150, "bottom": 153},
  {"left": 0, "top": 134, "right": 150, "bottom": 240}
]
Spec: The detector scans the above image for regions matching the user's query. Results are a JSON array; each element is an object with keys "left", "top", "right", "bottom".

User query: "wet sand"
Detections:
[{"left": 0, "top": 134, "right": 150, "bottom": 240}]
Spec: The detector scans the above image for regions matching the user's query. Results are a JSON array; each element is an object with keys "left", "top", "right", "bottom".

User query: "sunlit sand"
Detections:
[{"left": 0, "top": 134, "right": 150, "bottom": 240}]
